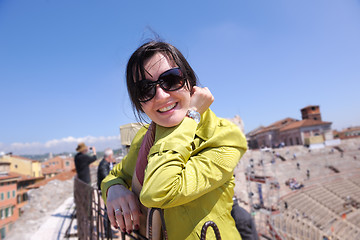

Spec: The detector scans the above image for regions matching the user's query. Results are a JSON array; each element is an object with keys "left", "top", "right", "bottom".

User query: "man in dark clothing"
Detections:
[
  {"left": 231, "top": 197, "right": 259, "bottom": 240},
  {"left": 97, "top": 148, "right": 117, "bottom": 238},
  {"left": 74, "top": 142, "right": 97, "bottom": 184},
  {"left": 97, "top": 148, "right": 115, "bottom": 190}
]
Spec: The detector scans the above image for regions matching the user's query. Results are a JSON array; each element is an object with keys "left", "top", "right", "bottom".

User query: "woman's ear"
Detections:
[{"left": 190, "top": 86, "right": 195, "bottom": 96}]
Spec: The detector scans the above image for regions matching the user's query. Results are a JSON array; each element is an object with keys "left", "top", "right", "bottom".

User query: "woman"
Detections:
[{"left": 101, "top": 41, "right": 247, "bottom": 240}]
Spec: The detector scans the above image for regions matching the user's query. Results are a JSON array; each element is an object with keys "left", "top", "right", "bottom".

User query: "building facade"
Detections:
[
  {"left": 247, "top": 118, "right": 298, "bottom": 148},
  {"left": 279, "top": 119, "right": 333, "bottom": 147},
  {"left": 41, "top": 156, "right": 75, "bottom": 178},
  {"left": 0, "top": 163, "right": 19, "bottom": 240},
  {"left": 334, "top": 126, "right": 360, "bottom": 139},
  {"left": 0, "top": 155, "right": 42, "bottom": 178},
  {"left": 247, "top": 105, "right": 334, "bottom": 149}
]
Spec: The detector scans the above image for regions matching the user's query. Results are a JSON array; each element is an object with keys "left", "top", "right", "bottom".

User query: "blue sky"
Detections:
[{"left": 1, "top": 0, "right": 360, "bottom": 154}]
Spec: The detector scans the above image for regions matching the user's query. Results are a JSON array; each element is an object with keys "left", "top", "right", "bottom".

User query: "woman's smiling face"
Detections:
[{"left": 140, "top": 53, "right": 191, "bottom": 127}]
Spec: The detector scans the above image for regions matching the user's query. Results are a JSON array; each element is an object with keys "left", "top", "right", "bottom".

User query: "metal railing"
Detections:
[
  {"left": 69, "top": 177, "right": 112, "bottom": 240},
  {"left": 70, "top": 177, "right": 221, "bottom": 240}
]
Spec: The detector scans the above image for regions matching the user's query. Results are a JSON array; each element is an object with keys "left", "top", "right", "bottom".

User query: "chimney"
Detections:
[{"left": 301, "top": 105, "right": 322, "bottom": 121}]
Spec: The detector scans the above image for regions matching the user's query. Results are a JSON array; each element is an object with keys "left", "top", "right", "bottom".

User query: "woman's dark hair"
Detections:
[{"left": 126, "top": 41, "right": 198, "bottom": 123}]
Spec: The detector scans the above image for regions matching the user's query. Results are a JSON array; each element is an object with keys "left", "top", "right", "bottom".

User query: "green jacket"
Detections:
[{"left": 102, "top": 109, "right": 247, "bottom": 239}]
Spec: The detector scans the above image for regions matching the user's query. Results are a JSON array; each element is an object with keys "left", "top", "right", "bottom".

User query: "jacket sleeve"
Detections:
[
  {"left": 84, "top": 154, "right": 97, "bottom": 164},
  {"left": 140, "top": 117, "right": 247, "bottom": 209},
  {"left": 101, "top": 126, "right": 147, "bottom": 202}
]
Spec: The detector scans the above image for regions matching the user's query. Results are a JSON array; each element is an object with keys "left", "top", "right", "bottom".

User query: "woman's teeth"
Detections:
[{"left": 158, "top": 103, "right": 176, "bottom": 112}]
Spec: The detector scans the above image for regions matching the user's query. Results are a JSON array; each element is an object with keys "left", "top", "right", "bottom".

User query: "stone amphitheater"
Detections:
[
  {"left": 234, "top": 138, "right": 360, "bottom": 240},
  {"left": 5, "top": 138, "right": 360, "bottom": 240}
]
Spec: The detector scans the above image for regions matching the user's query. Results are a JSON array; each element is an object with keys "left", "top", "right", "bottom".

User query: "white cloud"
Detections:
[{"left": 0, "top": 135, "right": 121, "bottom": 155}]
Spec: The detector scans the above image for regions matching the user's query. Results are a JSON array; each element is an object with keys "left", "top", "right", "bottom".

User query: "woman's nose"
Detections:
[{"left": 154, "top": 85, "right": 170, "bottom": 100}]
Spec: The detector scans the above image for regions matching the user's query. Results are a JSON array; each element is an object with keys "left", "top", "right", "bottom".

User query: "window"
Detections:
[
  {"left": 0, "top": 227, "right": 5, "bottom": 239},
  {"left": 289, "top": 138, "right": 293, "bottom": 146},
  {"left": 12, "top": 190, "right": 15, "bottom": 198},
  {"left": 5, "top": 208, "right": 8, "bottom": 217},
  {"left": 296, "top": 137, "right": 300, "bottom": 145},
  {"left": 15, "top": 164, "right": 18, "bottom": 168},
  {"left": 66, "top": 161, "right": 70, "bottom": 166},
  {"left": 7, "top": 192, "right": 10, "bottom": 199},
  {"left": 0, "top": 209, "right": 3, "bottom": 219},
  {"left": 1, "top": 193, "right": 3, "bottom": 200}
]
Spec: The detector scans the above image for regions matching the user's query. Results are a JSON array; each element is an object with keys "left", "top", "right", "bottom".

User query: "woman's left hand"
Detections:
[
  {"left": 189, "top": 86, "right": 214, "bottom": 114},
  {"left": 106, "top": 184, "right": 142, "bottom": 234}
]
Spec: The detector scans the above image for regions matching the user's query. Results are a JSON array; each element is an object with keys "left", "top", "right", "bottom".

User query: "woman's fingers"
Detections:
[
  {"left": 107, "top": 206, "right": 119, "bottom": 229},
  {"left": 106, "top": 185, "right": 142, "bottom": 233},
  {"left": 114, "top": 208, "right": 126, "bottom": 232},
  {"left": 120, "top": 203, "right": 133, "bottom": 234},
  {"left": 128, "top": 196, "right": 142, "bottom": 230}
]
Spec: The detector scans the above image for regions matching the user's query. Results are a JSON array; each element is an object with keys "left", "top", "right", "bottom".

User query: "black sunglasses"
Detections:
[{"left": 135, "top": 67, "right": 186, "bottom": 102}]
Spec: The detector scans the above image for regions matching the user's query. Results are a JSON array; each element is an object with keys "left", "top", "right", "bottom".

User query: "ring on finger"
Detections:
[{"left": 114, "top": 208, "right": 121, "bottom": 213}]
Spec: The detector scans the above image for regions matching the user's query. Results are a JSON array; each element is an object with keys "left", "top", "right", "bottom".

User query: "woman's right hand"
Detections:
[
  {"left": 189, "top": 86, "right": 214, "bottom": 115},
  {"left": 106, "top": 185, "right": 142, "bottom": 234}
]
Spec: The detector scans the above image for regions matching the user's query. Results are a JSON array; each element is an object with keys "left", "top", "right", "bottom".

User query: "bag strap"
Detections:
[
  {"left": 200, "top": 221, "right": 222, "bottom": 240},
  {"left": 148, "top": 208, "right": 168, "bottom": 240},
  {"left": 121, "top": 211, "right": 221, "bottom": 240}
]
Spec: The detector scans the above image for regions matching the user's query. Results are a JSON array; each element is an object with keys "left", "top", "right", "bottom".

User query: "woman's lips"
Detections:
[{"left": 158, "top": 103, "right": 177, "bottom": 113}]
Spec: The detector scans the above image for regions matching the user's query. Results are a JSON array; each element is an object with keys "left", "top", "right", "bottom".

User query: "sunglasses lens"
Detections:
[
  {"left": 160, "top": 68, "right": 185, "bottom": 91},
  {"left": 137, "top": 80, "right": 156, "bottom": 102}
]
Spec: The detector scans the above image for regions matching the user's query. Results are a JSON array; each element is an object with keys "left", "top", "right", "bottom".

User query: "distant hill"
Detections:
[
  {"left": 19, "top": 153, "right": 55, "bottom": 162},
  {"left": 20, "top": 147, "right": 125, "bottom": 162}
]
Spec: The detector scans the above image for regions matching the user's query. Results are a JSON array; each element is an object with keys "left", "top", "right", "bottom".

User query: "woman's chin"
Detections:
[{"left": 155, "top": 117, "right": 184, "bottom": 128}]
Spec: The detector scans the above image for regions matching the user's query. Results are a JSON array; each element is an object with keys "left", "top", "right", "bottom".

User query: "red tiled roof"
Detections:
[
  {"left": 301, "top": 105, "right": 319, "bottom": 110},
  {"left": 254, "top": 117, "right": 298, "bottom": 135},
  {"left": 43, "top": 156, "right": 73, "bottom": 163},
  {"left": 15, "top": 173, "right": 45, "bottom": 182},
  {"left": 27, "top": 169, "right": 76, "bottom": 189},
  {"left": 0, "top": 172, "right": 21, "bottom": 181},
  {"left": 246, "top": 126, "right": 265, "bottom": 136},
  {"left": 280, "top": 119, "right": 332, "bottom": 132},
  {"left": 341, "top": 126, "right": 360, "bottom": 132},
  {"left": 42, "top": 168, "right": 62, "bottom": 175},
  {"left": 9, "top": 155, "right": 40, "bottom": 163}
]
